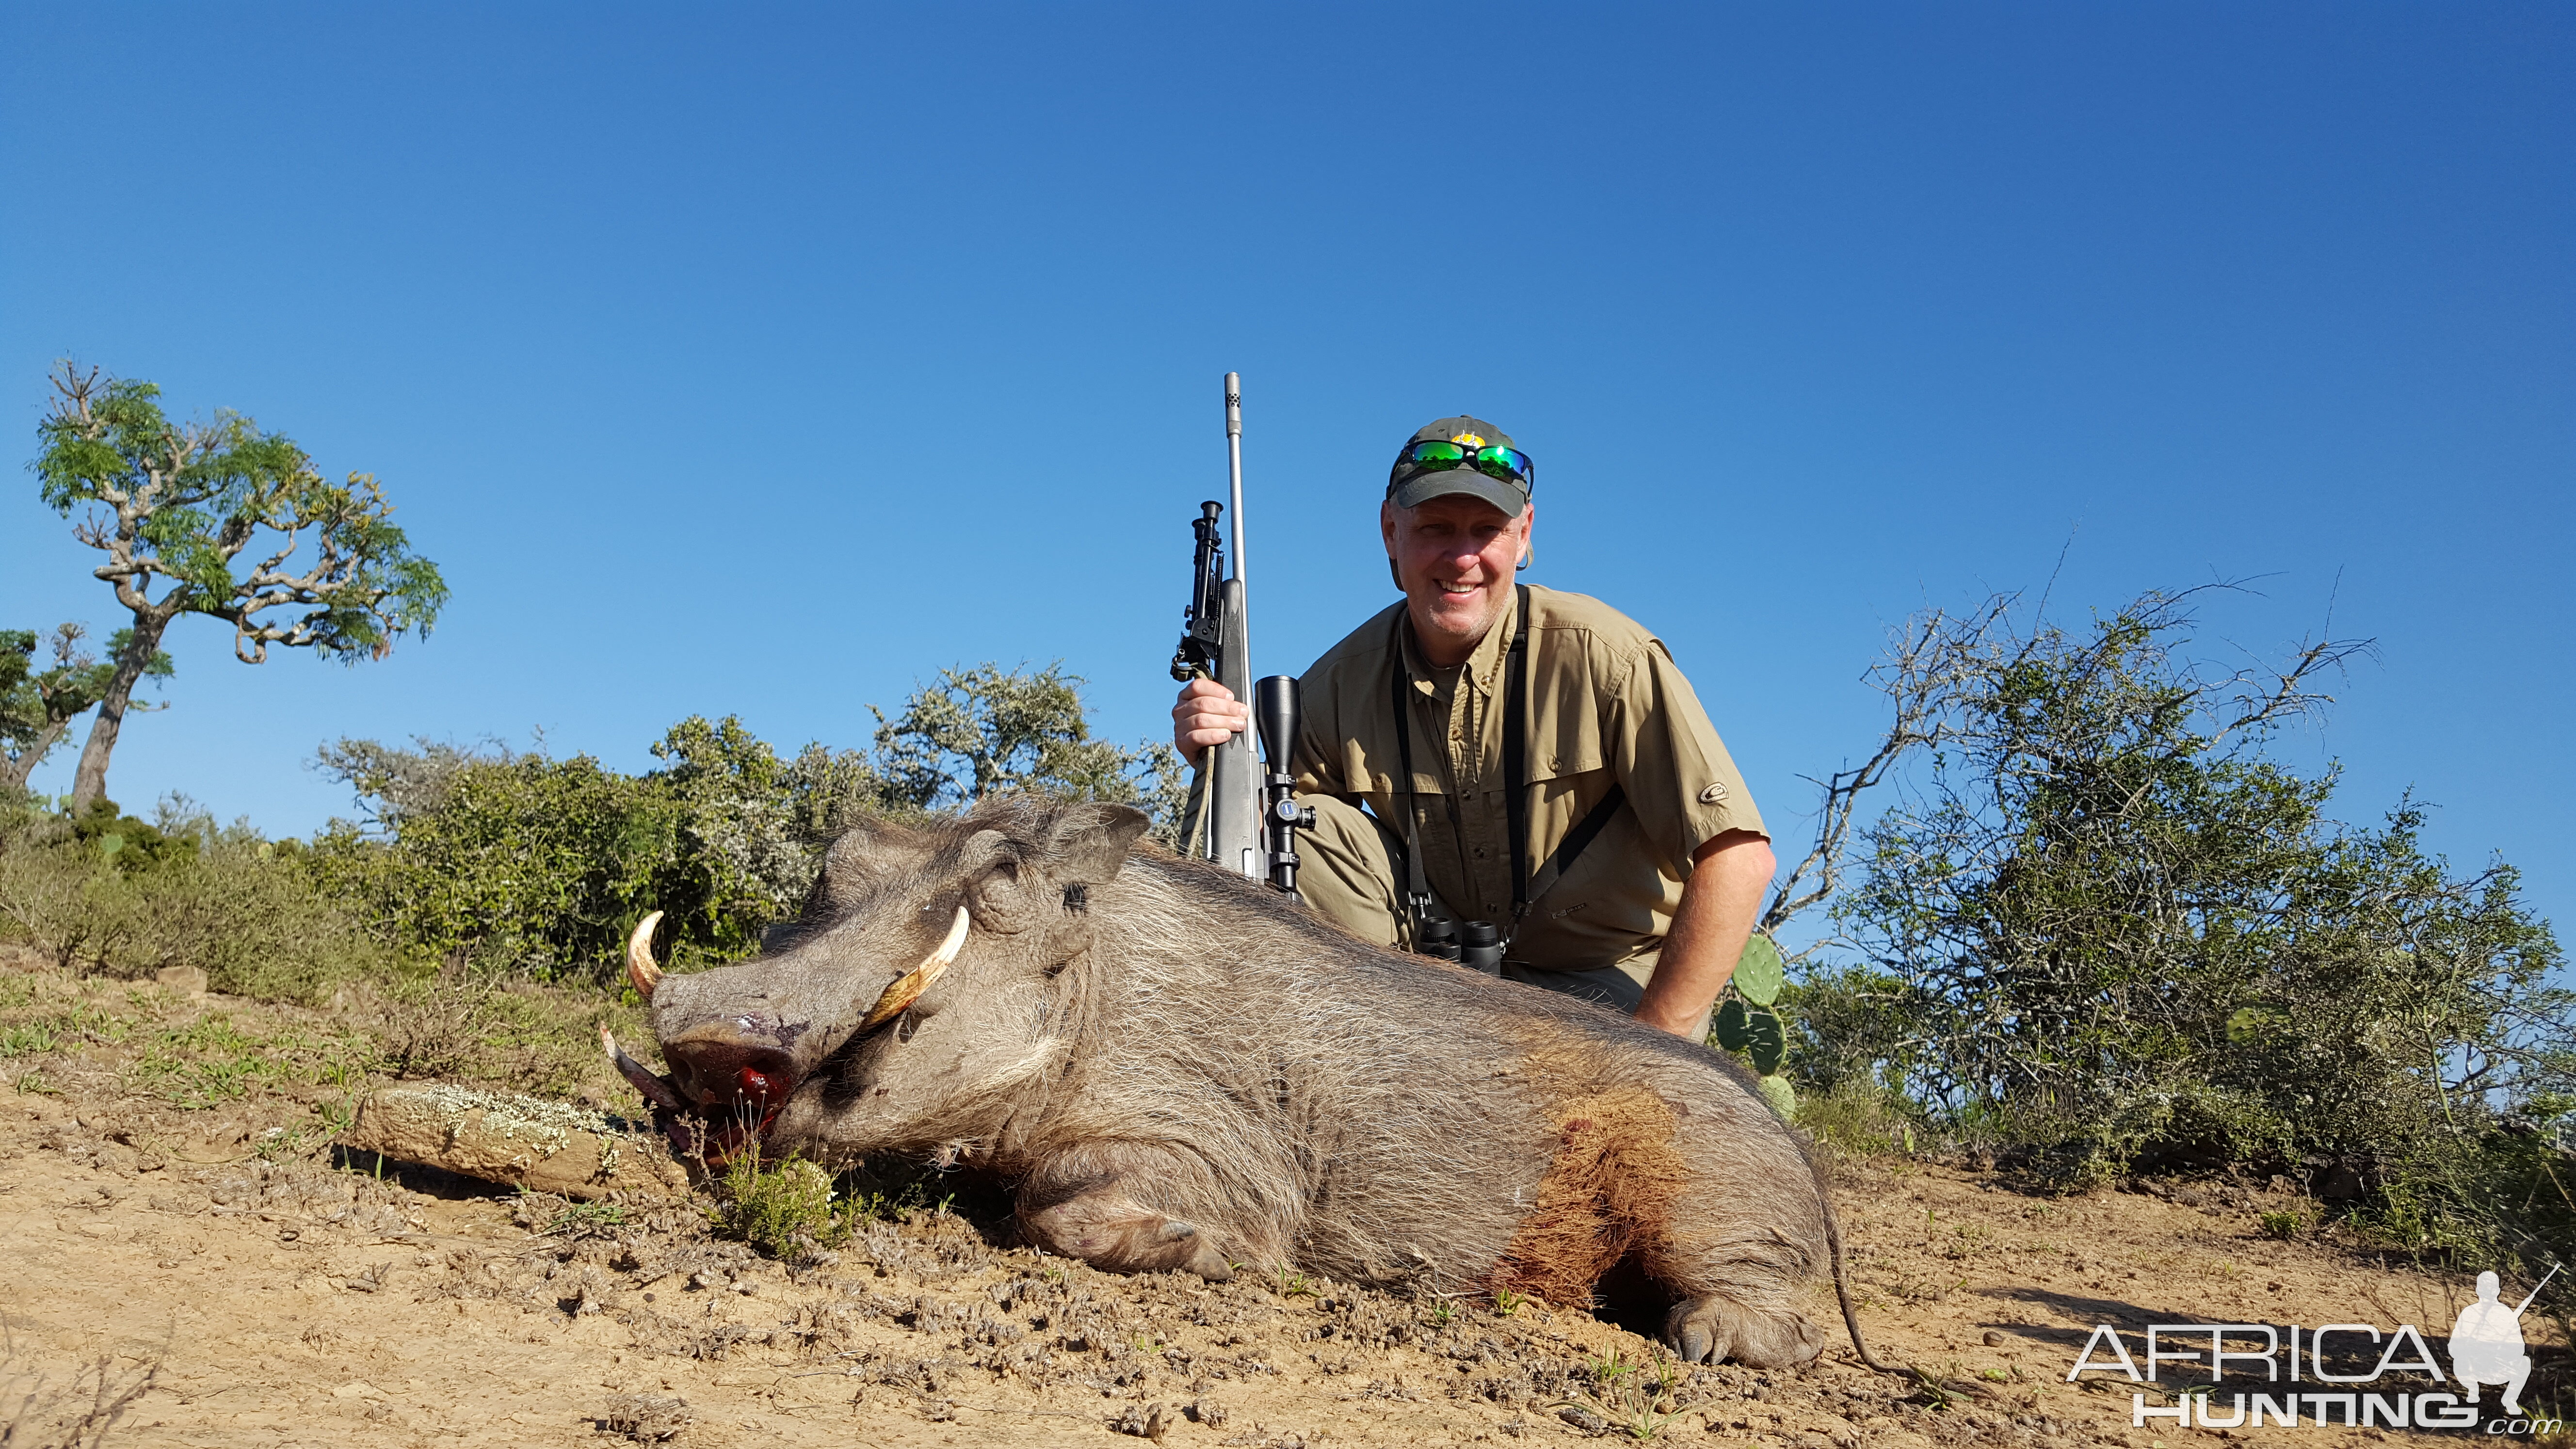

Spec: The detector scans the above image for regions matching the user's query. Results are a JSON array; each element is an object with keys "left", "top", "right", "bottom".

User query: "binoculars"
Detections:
[{"left": 1410, "top": 913, "right": 1505, "bottom": 974}]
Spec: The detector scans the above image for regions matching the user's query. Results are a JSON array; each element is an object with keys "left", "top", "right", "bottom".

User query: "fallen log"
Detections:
[{"left": 343, "top": 1083, "right": 692, "bottom": 1201}]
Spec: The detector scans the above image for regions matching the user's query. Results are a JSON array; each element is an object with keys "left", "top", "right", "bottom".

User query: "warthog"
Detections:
[{"left": 607, "top": 797, "right": 1876, "bottom": 1369}]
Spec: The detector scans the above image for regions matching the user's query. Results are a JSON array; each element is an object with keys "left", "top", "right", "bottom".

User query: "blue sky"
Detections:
[{"left": 3, "top": 4, "right": 2569, "bottom": 938}]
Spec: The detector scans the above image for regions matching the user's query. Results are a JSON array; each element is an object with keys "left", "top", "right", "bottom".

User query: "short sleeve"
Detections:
[{"left": 1603, "top": 640, "right": 1766, "bottom": 874}]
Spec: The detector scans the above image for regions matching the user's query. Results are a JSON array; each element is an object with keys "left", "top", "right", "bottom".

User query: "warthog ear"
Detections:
[
  {"left": 962, "top": 805, "right": 1149, "bottom": 935},
  {"left": 1042, "top": 803, "right": 1151, "bottom": 885}
]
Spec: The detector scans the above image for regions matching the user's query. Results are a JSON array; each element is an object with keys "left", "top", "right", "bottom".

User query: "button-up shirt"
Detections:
[{"left": 1292, "top": 585, "right": 1764, "bottom": 970}]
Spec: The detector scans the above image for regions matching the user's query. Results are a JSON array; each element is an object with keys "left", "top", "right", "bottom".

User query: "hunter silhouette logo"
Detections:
[
  {"left": 2064, "top": 1263, "right": 2560, "bottom": 1433},
  {"left": 2452, "top": 1267, "right": 2552, "bottom": 1416}
]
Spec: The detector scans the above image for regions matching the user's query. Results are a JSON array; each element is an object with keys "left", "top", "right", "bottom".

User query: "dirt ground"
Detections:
[{"left": 1, "top": 957, "right": 2565, "bottom": 1448}]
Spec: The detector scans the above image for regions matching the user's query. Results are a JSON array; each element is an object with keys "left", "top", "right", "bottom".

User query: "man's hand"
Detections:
[
  {"left": 1172, "top": 676, "right": 1250, "bottom": 767},
  {"left": 1634, "top": 830, "right": 1775, "bottom": 1039}
]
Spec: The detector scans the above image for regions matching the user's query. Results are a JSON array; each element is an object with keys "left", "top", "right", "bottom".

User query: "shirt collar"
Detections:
[{"left": 1394, "top": 587, "right": 1519, "bottom": 696}]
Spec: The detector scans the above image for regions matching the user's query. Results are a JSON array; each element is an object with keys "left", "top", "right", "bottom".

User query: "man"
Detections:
[{"left": 1172, "top": 415, "right": 1774, "bottom": 1040}]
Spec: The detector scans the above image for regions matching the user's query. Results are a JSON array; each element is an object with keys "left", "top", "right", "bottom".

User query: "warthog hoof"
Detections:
[
  {"left": 1665, "top": 1294, "right": 1822, "bottom": 1368},
  {"left": 1020, "top": 1196, "right": 1236, "bottom": 1282}
]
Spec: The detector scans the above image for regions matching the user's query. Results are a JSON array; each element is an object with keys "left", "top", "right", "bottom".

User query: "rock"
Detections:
[
  {"left": 341, "top": 1083, "right": 691, "bottom": 1201},
  {"left": 1982, "top": 1330, "right": 2006, "bottom": 1347}
]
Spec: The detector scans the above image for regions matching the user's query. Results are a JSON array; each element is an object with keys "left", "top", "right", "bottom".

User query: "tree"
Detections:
[
  {"left": 31, "top": 364, "right": 448, "bottom": 811},
  {"left": 308, "top": 665, "right": 1188, "bottom": 978},
  {"left": 1793, "top": 585, "right": 2571, "bottom": 1231},
  {"left": 0, "top": 623, "right": 170, "bottom": 794},
  {"left": 871, "top": 661, "right": 1182, "bottom": 815}
]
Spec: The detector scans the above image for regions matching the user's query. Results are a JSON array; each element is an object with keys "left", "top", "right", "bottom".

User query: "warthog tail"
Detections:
[{"left": 1819, "top": 1179, "right": 1995, "bottom": 1401}]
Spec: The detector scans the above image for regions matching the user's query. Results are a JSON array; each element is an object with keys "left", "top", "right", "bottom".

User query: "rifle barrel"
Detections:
[{"left": 2513, "top": 1262, "right": 2560, "bottom": 1317}]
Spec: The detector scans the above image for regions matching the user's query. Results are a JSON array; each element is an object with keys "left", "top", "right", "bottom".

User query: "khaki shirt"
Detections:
[{"left": 1292, "top": 585, "right": 1764, "bottom": 971}]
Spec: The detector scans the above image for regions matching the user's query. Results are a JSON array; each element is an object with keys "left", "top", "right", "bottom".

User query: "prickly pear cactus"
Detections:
[
  {"left": 1734, "top": 933, "right": 1785, "bottom": 1007},
  {"left": 1713, "top": 998, "right": 1754, "bottom": 1051},
  {"left": 1715, "top": 934, "right": 1796, "bottom": 1115}
]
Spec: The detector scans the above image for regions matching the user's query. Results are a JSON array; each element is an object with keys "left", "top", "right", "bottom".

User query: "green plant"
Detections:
[
  {"left": 308, "top": 672, "right": 1185, "bottom": 984},
  {"left": 30, "top": 363, "right": 446, "bottom": 813},
  {"left": 1562, "top": 1348, "right": 1681, "bottom": 1440},
  {"left": 1427, "top": 1301, "right": 1454, "bottom": 1327},
  {"left": 718, "top": 1148, "right": 849, "bottom": 1257},
  {"left": 2259, "top": 1211, "right": 2301, "bottom": 1240},
  {"left": 545, "top": 1199, "right": 628, "bottom": 1236},
  {"left": 1492, "top": 1288, "right": 1523, "bottom": 1317},
  {"left": 1273, "top": 1270, "right": 1315, "bottom": 1299},
  {"left": 1790, "top": 585, "right": 2572, "bottom": 1254},
  {"left": 0, "top": 800, "right": 387, "bottom": 1002},
  {"left": 0, "top": 1023, "right": 58, "bottom": 1058},
  {"left": 0, "top": 622, "right": 152, "bottom": 794}
]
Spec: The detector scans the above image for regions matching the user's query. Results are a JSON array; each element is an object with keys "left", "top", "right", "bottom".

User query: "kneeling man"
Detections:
[{"left": 1174, "top": 415, "right": 1773, "bottom": 1040}]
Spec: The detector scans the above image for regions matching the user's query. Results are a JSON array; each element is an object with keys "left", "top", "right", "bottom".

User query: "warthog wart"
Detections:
[{"left": 607, "top": 796, "right": 1886, "bottom": 1370}]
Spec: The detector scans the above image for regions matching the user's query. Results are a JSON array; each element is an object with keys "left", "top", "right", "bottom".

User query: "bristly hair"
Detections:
[{"left": 1063, "top": 883, "right": 1089, "bottom": 913}]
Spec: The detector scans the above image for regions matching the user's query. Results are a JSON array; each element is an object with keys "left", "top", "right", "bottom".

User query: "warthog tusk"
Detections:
[
  {"left": 599, "top": 1025, "right": 688, "bottom": 1114},
  {"left": 627, "top": 912, "right": 665, "bottom": 999},
  {"left": 860, "top": 905, "right": 971, "bottom": 1031}
]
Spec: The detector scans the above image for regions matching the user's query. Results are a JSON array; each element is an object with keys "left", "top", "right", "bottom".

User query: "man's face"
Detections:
[{"left": 1380, "top": 493, "right": 1534, "bottom": 665}]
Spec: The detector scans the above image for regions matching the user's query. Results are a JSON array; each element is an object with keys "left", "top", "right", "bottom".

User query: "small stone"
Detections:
[{"left": 1982, "top": 1330, "right": 2006, "bottom": 1347}]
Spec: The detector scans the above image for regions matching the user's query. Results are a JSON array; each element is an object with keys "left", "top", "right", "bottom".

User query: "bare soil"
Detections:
[{"left": 0, "top": 954, "right": 2563, "bottom": 1448}]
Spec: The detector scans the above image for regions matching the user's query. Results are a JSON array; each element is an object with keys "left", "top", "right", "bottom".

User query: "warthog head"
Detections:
[{"left": 605, "top": 798, "right": 1151, "bottom": 1164}]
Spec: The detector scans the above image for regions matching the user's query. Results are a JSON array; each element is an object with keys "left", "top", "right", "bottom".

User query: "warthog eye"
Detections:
[{"left": 1063, "top": 883, "right": 1088, "bottom": 913}]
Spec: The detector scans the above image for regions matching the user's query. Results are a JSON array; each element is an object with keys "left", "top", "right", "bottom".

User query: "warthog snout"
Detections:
[{"left": 660, "top": 1035, "right": 798, "bottom": 1125}]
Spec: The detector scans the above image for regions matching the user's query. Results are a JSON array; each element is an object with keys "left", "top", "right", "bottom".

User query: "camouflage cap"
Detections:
[{"left": 1386, "top": 416, "right": 1532, "bottom": 515}]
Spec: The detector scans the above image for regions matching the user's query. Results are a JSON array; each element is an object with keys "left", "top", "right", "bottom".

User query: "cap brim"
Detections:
[{"left": 1389, "top": 468, "right": 1527, "bottom": 515}]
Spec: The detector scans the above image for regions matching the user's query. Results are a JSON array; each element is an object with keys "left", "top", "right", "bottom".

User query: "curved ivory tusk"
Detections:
[
  {"left": 627, "top": 911, "right": 666, "bottom": 1000},
  {"left": 860, "top": 905, "right": 971, "bottom": 1031},
  {"left": 600, "top": 1024, "right": 689, "bottom": 1114}
]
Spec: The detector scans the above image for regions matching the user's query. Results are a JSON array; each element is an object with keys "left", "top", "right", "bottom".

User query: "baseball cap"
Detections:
[{"left": 1385, "top": 416, "right": 1533, "bottom": 515}]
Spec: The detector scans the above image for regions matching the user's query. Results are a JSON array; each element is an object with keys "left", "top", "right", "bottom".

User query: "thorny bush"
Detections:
[{"left": 1784, "top": 586, "right": 2573, "bottom": 1271}]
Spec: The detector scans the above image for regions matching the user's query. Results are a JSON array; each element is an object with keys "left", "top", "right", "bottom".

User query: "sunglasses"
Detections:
[{"left": 1391, "top": 438, "right": 1535, "bottom": 491}]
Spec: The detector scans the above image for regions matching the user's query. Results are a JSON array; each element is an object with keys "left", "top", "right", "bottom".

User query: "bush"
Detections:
[
  {"left": 311, "top": 664, "right": 1184, "bottom": 983},
  {"left": 1790, "top": 586, "right": 2573, "bottom": 1263},
  {"left": 718, "top": 1149, "right": 849, "bottom": 1258},
  {"left": 0, "top": 796, "right": 386, "bottom": 1002}
]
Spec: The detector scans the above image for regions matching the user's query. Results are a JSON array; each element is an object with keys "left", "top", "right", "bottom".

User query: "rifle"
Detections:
[
  {"left": 1169, "top": 372, "right": 1308, "bottom": 894},
  {"left": 2512, "top": 1262, "right": 2561, "bottom": 1317}
]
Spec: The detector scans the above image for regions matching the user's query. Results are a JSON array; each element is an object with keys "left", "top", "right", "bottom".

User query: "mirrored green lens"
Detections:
[
  {"left": 1408, "top": 441, "right": 1467, "bottom": 466},
  {"left": 1473, "top": 447, "right": 1530, "bottom": 483}
]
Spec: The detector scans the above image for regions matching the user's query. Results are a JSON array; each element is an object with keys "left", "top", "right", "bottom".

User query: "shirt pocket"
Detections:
[{"left": 1523, "top": 695, "right": 1606, "bottom": 785}]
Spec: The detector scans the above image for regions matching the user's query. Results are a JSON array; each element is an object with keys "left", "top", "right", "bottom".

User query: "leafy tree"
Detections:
[
  {"left": 1791, "top": 586, "right": 2572, "bottom": 1253},
  {"left": 30, "top": 364, "right": 448, "bottom": 811},
  {"left": 310, "top": 664, "right": 1185, "bottom": 979},
  {"left": 873, "top": 662, "right": 1178, "bottom": 813},
  {"left": 311, "top": 734, "right": 516, "bottom": 830},
  {"left": 2, "top": 623, "right": 171, "bottom": 793}
]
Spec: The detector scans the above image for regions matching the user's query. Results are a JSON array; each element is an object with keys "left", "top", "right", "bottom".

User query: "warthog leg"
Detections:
[
  {"left": 1663, "top": 1292, "right": 1823, "bottom": 1369},
  {"left": 1014, "top": 1152, "right": 1240, "bottom": 1282}
]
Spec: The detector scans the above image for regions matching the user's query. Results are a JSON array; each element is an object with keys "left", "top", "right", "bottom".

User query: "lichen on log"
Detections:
[{"left": 343, "top": 1083, "right": 691, "bottom": 1200}]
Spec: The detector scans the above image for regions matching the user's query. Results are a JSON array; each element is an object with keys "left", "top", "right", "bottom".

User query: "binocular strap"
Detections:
[{"left": 1387, "top": 586, "right": 1627, "bottom": 954}]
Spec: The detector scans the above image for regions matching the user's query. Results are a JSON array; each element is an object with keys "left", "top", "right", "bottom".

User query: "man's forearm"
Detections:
[{"left": 1634, "top": 830, "right": 1775, "bottom": 1038}]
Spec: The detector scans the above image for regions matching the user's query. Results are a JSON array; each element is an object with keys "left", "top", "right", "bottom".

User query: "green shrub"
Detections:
[
  {"left": 1790, "top": 586, "right": 2572, "bottom": 1267},
  {"left": 718, "top": 1149, "right": 849, "bottom": 1257},
  {"left": 311, "top": 667, "right": 1183, "bottom": 983},
  {"left": 0, "top": 798, "right": 386, "bottom": 1001}
]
